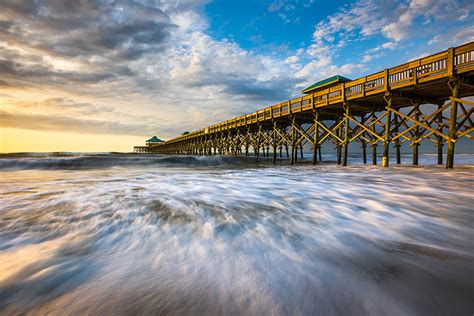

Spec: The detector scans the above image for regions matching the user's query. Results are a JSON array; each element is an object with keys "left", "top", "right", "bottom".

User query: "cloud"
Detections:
[
  {"left": 268, "top": 1, "right": 286, "bottom": 12},
  {"left": 312, "top": 0, "right": 393, "bottom": 46},
  {"left": 311, "top": 0, "right": 473, "bottom": 48},
  {"left": 0, "top": 110, "right": 156, "bottom": 136},
  {"left": 306, "top": 0, "right": 473, "bottom": 78},
  {"left": 0, "top": 58, "right": 118, "bottom": 86},
  {"left": 267, "top": 0, "right": 313, "bottom": 24},
  {"left": 1, "top": 0, "right": 472, "bottom": 145},
  {"left": 5, "top": 98, "right": 114, "bottom": 116},
  {"left": 381, "top": 0, "right": 472, "bottom": 42},
  {"left": 0, "top": 0, "right": 176, "bottom": 91},
  {"left": 362, "top": 54, "right": 376, "bottom": 62},
  {"left": 296, "top": 62, "right": 365, "bottom": 84},
  {"left": 1, "top": 0, "right": 305, "bottom": 110}
]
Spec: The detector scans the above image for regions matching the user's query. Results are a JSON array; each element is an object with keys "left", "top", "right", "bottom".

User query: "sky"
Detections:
[{"left": 0, "top": 0, "right": 473, "bottom": 152}]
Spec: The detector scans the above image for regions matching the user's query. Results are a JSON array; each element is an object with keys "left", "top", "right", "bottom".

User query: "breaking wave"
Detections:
[
  {"left": 0, "top": 153, "right": 473, "bottom": 314},
  {"left": 2, "top": 152, "right": 474, "bottom": 170},
  {"left": 0, "top": 153, "right": 258, "bottom": 170}
]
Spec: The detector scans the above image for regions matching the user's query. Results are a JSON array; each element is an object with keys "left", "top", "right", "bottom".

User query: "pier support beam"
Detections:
[
  {"left": 447, "top": 78, "right": 459, "bottom": 169},
  {"left": 362, "top": 139, "right": 367, "bottom": 164},
  {"left": 372, "top": 111, "right": 377, "bottom": 165},
  {"left": 382, "top": 94, "right": 392, "bottom": 167},
  {"left": 413, "top": 103, "right": 420, "bottom": 166},
  {"left": 437, "top": 102, "right": 444, "bottom": 165},
  {"left": 294, "top": 141, "right": 298, "bottom": 163},
  {"left": 290, "top": 118, "right": 295, "bottom": 165},
  {"left": 273, "top": 121, "right": 277, "bottom": 164},
  {"left": 343, "top": 104, "right": 350, "bottom": 166},
  {"left": 393, "top": 115, "right": 401, "bottom": 164},
  {"left": 337, "top": 120, "right": 342, "bottom": 165},
  {"left": 313, "top": 111, "right": 319, "bottom": 165},
  {"left": 360, "top": 115, "right": 367, "bottom": 164},
  {"left": 256, "top": 125, "right": 261, "bottom": 162}
]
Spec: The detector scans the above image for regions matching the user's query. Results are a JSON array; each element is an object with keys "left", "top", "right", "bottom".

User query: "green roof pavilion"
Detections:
[
  {"left": 146, "top": 136, "right": 163, "bottom": 144},
  {"left": 302, "top": 75, "right": 352, "bottom": 94}
]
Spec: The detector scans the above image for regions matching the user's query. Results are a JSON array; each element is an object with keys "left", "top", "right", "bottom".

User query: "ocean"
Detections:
[{"left": 0, "top": 153, "right": 473, "bottom": 315}]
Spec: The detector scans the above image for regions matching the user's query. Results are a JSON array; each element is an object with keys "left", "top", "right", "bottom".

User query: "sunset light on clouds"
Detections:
[{"left": 1, "top": 0, "right": 473, "bottom": 152}]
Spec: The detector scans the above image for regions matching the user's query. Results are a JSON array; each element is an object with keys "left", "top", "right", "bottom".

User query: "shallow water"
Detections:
[{"left": 0, "top": 153, "right": 473, "bottom": 315}]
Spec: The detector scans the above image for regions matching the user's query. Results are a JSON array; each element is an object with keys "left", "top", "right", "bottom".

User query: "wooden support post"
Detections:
[
  {"left": 413, "top": 104, "right": 420, "bottom": 166},
  {"left": 362, "top": 139, "right": 367, "bottom": 164},
  {"left": 447, "top": 79, "right": 459, "bottom": 168},
  {"left": 290, "top": 118, "right": 295, "bottom": 165},
  {"left": 273, "top": 121, "right": 277, "bottom": 164},
  {"left": 245, "top": 130, "right": 249, "bottom": 156},
  {"left": 343, "top": 104, "right": 350, "bottom": 166},
  {"left": 382, "top": 95, "right": 392, "bottom": 167},
  {"left": 293, "top": 121, "right": 299, "bottom": 163},
  {"left": 294, "top": 141, "right": 298, "bottom": 163},
  {"left": 256, "top": 143, "right": 260, "bottom": 162},
  {"left": 372, "top": 111, "right": 377, "bottom": 165},
  {"left": 393, "top": 114, "right": 401, "bottom": 164},
  {"left": 313, "top": 111, "right": 319, "bottom": 165},
  {"left": 218, "top": 134, "right": 222, "bottom": 154},
  {"left": 437, "top": 102, "right": 444, "bottom": 165},
  {"left": 203, "top": 137, "right": 207, "bottom": 156},
  {"left": 236, "top": 134, "right": 239, "bottom": 155},
  {"left": 360, "top": 115, "right": 367, "bottom": 164},
  {"left": 337, "top": 119, "right": 342, "bottom": 165}
]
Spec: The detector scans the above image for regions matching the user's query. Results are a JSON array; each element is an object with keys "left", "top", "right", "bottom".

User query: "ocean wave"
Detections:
[
  {"left": 0, "top": 153, "right": 260, "bottom": 170},
  {"left": 2, "top": 152, "right": 474, "bottom": 170},
  {"left": 0, "top": 161, "right": 473, "bottom": 314}
]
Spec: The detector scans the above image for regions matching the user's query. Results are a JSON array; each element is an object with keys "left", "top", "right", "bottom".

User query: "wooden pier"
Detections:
[
  {"left": 142, "top": 42, "right": 474, "bottom": 168},
  {"left": 133, "top": 146, "right": 152, "bottom": 153}
]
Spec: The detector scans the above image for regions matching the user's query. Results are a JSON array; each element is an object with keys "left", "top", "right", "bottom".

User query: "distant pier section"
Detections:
[
  {"left": 133, "top": 136, "right": 163, "bottom": 153},
  {"left": 135, "top": 42, "right": 474, "bottom": 168}
]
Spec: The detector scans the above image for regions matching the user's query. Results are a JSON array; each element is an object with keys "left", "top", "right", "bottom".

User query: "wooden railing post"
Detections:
[{"left": 447, "top": 47, "right": 454, "bottom": 76}]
